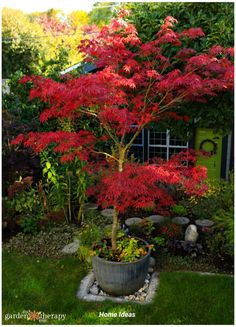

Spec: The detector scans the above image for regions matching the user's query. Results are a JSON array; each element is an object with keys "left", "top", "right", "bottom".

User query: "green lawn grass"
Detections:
[{"left": 2, "top": 251, "right": 234, "bottom": 325}]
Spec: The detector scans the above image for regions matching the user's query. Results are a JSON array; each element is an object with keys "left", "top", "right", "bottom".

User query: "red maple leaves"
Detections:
[
  {"left": 12, "top": 130, "right": 96, "bottom": 162},
  {"left": 19, "top": 14, "right": 233, "bottom": 137},
  {"left": 89, "top": 151, "right": 208, "bottom": 214},
  {"left": 12, "top": 12, "right": 234, "bottom": 215}
]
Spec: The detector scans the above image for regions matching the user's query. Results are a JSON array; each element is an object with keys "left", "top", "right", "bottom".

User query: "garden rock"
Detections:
[
  {"left": 89, "top": 284, "right": 99, "bottom": 295},
  {"left": 61, "top": 239, "right": 80, "bottom": 254},
  {"left": 125, "top": 217, "right": 142, "bottom": 227},
  {"left": 101, "top": 209, "right": 114, "bottom": 218},
  {"left": 172, "top": 216, "right": 190, "bottom": 226},
  {"left": 185, "top": 224, "right": 199, "bottom": 243},
  {"left": 195, "top": 219, "right": 215, "bottom": 227},
  {"left": 147, "top": 215, "right": 168, "bottom": 225}
]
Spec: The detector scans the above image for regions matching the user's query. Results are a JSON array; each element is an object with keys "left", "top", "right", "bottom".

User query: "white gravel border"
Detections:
[{"left": 77, "top": 270, "right": 160, "bottom": 304}]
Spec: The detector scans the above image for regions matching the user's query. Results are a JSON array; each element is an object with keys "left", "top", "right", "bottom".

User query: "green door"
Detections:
[{"left": 195, "top": 128, "right": 223, "bottom": 179}]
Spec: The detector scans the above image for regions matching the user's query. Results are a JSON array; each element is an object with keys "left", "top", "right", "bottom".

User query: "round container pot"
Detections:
[{"left": 92, "top": 238, "right": 151, "bottom": 296}]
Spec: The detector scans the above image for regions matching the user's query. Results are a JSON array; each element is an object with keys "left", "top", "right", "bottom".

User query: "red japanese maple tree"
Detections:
[{"left": 13, "top": 11, "right": 234, "bottom": 250}]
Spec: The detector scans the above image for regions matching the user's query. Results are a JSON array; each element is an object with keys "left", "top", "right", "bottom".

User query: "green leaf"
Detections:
[
  {"left": 43, "top": 167, "right": 48, "bottom": 174},
  {"left": 46, "top": 162, "right": 51, "bottom": 169}
]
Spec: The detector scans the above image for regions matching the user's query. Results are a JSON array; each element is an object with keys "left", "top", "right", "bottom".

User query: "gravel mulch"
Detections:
[{"left": 3, "top": 223, "right": 80, "bottom": 259}]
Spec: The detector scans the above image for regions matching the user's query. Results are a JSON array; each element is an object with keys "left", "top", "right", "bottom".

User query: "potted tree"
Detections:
[{"left": 12, "top": 10, "right": 233, "bottom": 296}]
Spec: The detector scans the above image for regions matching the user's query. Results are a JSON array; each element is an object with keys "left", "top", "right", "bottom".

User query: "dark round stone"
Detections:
[
  {"left": 172, "top": 216, "right": 190, "bottom": 226},
  {"left": 101, "top": 209, "right": 114, "bottom": 217},
  {"left": 195, "top": 219, "right": 215, "bottom": 227},
  {"left": 147, "top": 215, "right": 168, "bottom": 224},
  {"left": 125, "top": 217, "right": 142, "bottom": 227}
]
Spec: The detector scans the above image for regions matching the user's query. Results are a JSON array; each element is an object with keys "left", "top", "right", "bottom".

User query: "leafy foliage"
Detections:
[
  {"left": 40, "top": 150, "right": 88, "bottom": 224},
  {"left": 88, "top": 2, "right": 117, "bottom": 26},
  {"left": 183, "top": 173, "right": 234, "bottom": 220},
  {"left": 91, "top": 153, "right": 208, "bottom": 214},
  {"left": 159, "top": 222, "right": 182, "bottom": 240},
  {"left": 5, "top": 178, "right": 45, "bottom": 234},
  {"left": 92, "top": 231, "right": 150, "bottom": 262},
  {"left": 171, "top": 204, "right": 188, "bottom": 217},
  {"left": 125, "top": 2, "right": 233, "bottom": 46},
  {"left": 30, "top": 9, "right": 87, "bottom": 74},
  {"left": 167, "top": 240, "right": 203, "bottom": 258},
  {"left": 77, "top": 224, "right": 102, "bottom": 267},
  {"left": 212, "top": 208, "right": 234, "bottom": 247},
  {"left": 179, "top": 173, "right": 234, "bottom": 260},
  {"left": 125, "top": 2, "right": 234, "bottom": 135},
  {"left": 2, "top": 7, "right": 90, "bottom": 77},
  {"left": 2, "top": 8, "right": 45, "bottom": 78}
]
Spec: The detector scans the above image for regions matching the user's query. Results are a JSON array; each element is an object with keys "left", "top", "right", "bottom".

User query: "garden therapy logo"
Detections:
[{"left": 4, "top": 310, "right": 66, "bottom": 322}]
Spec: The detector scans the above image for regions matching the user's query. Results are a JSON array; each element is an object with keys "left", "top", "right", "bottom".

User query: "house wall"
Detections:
[{"left": 130, "top": 126, "right": 233, "bottom": 180}]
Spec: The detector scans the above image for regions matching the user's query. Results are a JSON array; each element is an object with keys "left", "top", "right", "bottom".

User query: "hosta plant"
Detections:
[{"left": 12, "top": 10, "right": 234, "bottom": 256}]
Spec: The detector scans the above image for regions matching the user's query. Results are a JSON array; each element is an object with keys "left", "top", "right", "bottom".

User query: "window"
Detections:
[
  {"left": 128, "top": 127, "right": 144, "bottom": 162},
  {"left": 129, "top": 128, "right": 189, "bottom": 162},
  {"left": 148, "top": 129, "right": 188, "bottom": 161}
]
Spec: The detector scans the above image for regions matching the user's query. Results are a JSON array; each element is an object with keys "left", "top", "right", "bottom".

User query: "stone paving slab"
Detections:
[
  {"left": 61, "top": 239, "right": 80, "bottom": 254},
  {"left": 125, "top": 217, "right": 142, "bottom": 227},
  {"left": 195, "top": 219, "right": 215, "bottom": 227},
  {"left": 172, "top": 216, "right": 190, "bottom": 226},
  {"left": 77, "top": 270, "right": 159, "bottom": 304},
  {"left": 147, "top": 215, "right": 169, "bottom": 224},
  {"left": 101, "top": 209, "right": 114, "bottom": 218}
]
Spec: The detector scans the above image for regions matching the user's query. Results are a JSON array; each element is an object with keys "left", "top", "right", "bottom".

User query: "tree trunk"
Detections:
[
  {"left": 111, "top": 147, "right": 125, "bottom": 251},
  {"left": 111, "top": 208, "right": 119, "bottom": 251}
]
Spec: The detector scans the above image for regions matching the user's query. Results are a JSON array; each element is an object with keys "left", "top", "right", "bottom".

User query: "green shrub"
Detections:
[
  {"left": 206, "top": 229, "right": 233, "bottom": 259},
  {"left": 181, "top": 173, "right": 234, "bottom": 221},
  {"left": 20, "top": 215, "right": 41, "bottom": 234},
  {"left": 171, "top": 204, "right": 188, "bottom": 217},
  {"left": 206, "top": 207, "right": 234, "bottom": 259},
  {"left": 6, "top": 185, "right": 45, "bottom": 234},
  {"left": 196, "top": 174, "right": 234, "bottom": 259},
  {"left": 76, "top": 224, "right": 102, "bottom": 267},
  {"left": 40, "top": 150, "right": 89, "bottom": 224},
  {"left": 212, "top": 208, "right": 234, "bottom": 246},
  {"left": 92, "top": 230, "right": 151, "bottom": 263}
]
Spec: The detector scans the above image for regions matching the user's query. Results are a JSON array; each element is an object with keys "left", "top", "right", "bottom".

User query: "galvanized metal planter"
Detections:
[{"left": 92, "top": 239, "right": 151, "bottom": 296}]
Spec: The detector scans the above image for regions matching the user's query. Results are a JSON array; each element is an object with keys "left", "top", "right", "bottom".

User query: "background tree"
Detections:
[
  {"left": 88, "top": 2, "right": 118, "bottom": 26},
  {"left": 125, "top": 2, "right": 233, "bottom": 46},
  {"left": 29, "top": 9, "right": 89, "bottom": 75},
  {"left": 2, "top": 8, "right": 46, "bottom": 78},
  {"left": 2, "top": 7, "right": 90, "bottom": 78},
  {"left": 68, "top": 10, "right": 89, "bottom": 29},
  {"left": 124, "top": 2, "right": 234, "bottom": 135}
]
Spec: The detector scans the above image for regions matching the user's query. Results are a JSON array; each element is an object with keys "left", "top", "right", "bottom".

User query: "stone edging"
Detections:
[{"left": 77, "top": 270, "right": 160, "bottom": 304}]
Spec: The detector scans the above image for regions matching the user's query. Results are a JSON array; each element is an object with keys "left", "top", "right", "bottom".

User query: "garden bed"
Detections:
[
  {"left": 3, "top": 222, "right": 79, "bottom": 259},
  {"left": 3, "top": 217, "right": 233, "bottom": 275}
]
